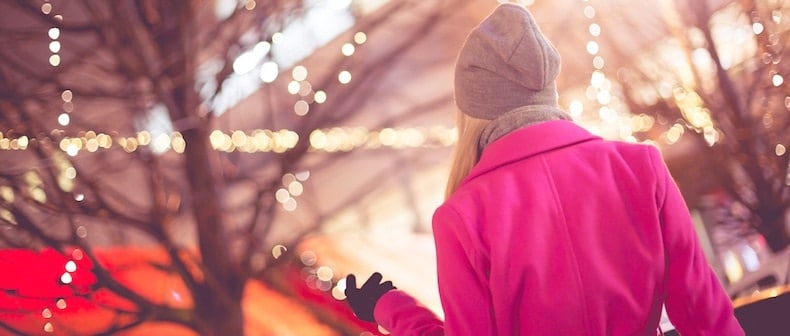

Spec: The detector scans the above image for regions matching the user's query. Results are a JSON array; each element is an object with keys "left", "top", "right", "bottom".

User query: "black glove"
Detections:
[{"left": 345, "top": 272, "right": 396, "bottom": 322}]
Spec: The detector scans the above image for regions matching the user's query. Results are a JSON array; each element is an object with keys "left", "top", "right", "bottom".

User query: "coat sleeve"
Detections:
[
  {"left": 373, "top": 204, "right": 495, "bottom": 336},
  {"left": 432, "top": 204, "right": 496, "bottom": 335},
  {"left": 649, "top": 147, "right": 745, "bottom": 336},
  {"left": 374, "top": 290, "right": 444, "bottom": 335}
]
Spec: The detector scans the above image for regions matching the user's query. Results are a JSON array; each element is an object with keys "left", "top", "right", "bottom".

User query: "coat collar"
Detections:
[{"left": 462, "top": 120, "right": 601, "bottom": 184}]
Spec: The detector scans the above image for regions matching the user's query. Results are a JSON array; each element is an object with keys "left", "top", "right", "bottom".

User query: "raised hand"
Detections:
[{"left": 344, "top": 272, "right": 396, "bottom": 322}]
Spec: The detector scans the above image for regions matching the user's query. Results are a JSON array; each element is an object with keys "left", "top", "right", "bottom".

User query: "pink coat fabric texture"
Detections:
[{"left": 373, "top": 120, "right": 744, "bottom": 335}]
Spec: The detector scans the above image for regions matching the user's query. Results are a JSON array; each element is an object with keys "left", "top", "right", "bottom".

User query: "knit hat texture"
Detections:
[{"left": 454, "top": 3, "right": 561, "bottom": 119}]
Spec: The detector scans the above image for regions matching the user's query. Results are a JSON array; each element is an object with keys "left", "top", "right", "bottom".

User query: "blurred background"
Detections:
[{"left": 0, "top": 0, "right": 787, "bottom": 335}]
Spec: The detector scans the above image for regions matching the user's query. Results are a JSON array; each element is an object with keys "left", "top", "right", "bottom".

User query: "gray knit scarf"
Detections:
[{"left": 478, "top": 105, "right": 572, "bottom": 154}]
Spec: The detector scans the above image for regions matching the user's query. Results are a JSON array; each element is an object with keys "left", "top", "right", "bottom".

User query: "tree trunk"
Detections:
[
  {"left": 151, "top": 2, "right": 248, "bottom": 333},
  {"left": 194, "top": 285, "right": 245, "bottom": 336},
  {"left": 182, "top": 124, "right": 247, "bottom": 335}
]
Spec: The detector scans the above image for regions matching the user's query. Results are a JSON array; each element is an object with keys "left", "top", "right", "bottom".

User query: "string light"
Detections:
[
  {"left": 292, "top": 65, "right": 308, "bottom": 81},
  {"left": 341, "top": 43, "right": 355, "bottom": 56},
  {"left": 43, "top": 322, "right": 54, "bottom": 333},
  {"left": 46, "top": 3, "right": 60, "bottom": 67},
  {"left": 578, "top": 1, "right": 621, "bottom": 138},
  {"left": 275, "top": 172, "right": 309, "bottom": 211},
  {"left": 747, "top": 3, "right": 785, "bottom": 160},
  {"left": 259, "top": 61, "right": 278, "bottom": 83},
  {"left": 337, "top": 70, "right": 351, "bottom": 84},
  {"left": 3, "top": 125, "right": 456, "bottom": 154},
  {"left": 46, "top": 0, "right": 74, "bottom": 129},
  {"left": 353, "top": 32, "right": 367, "bottom": 44}
]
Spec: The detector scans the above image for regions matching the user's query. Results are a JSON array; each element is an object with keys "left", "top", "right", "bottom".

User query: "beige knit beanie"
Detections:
[{"left": 454, "top": 3, "right": 561, "bottom": 119}]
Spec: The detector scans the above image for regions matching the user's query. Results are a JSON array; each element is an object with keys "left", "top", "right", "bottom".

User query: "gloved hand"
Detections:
[{"left": 344, "top": 272, "right": 396, "bottom": 322}]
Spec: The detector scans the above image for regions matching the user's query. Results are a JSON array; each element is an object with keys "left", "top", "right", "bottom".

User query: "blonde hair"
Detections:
[{"left": 444, "top": 111, "right": 490, "bottom": 199}]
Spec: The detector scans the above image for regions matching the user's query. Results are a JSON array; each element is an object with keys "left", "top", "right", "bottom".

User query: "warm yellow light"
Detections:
[
  {"left": 260, "top": 61, "right": 279, "bottom": 83},
  {"left": 630, "top": 114, "right": 655, "bottom": 132},
  {"left": 137, "top": 130, "right": 151, "bottom": 146},
  {"left": 288, "top": 181, "right": 304, "bottom": 196},
  {"left": 97, "top": 133, "right": 112, "bottom": 148},
  {"left": 252, "top": 130, "right": 271, "bottom": 151},
  {"left": 49, "top": 55, "right": 60, "bottom": 66},
  {"left": 354, "top": 32, "right": 367, "bottom": 44},
  {"left": 275, "top": 188, "right": 290, "bottom": 203},
  {"left": 123, "top": 137, "right": 139, "bottom": 153},
  {"left": 85, "top": 138, "right": 99, "bottom": 152},
  {"left": 292, "top": 65, "right": 308, "bottom": 81},
  {"left": 703, "top": 127, "right": 719, "bottom": 146},
  {"left": 341, "top": 43, "right": 355, "bottom": 56},
  {"left": 665, "top": 124, "right": 685, "bottom": 144},
  {"left": 60, "top": 272, "right": 72, "bottom": 284},
  {"left": 583, "top": 5, "right": 595, "bottom": 19},
  {"left": 596, "top": 90, "right": 611, "bottom": 105},
  {"left": 314, "top": 90, "right": 327, "bottom": 104},
  {"left": 49, "top": 41, "right": 61, "bottom": 53},
  {"left": 332, "top": 283, "right": 346, "bottom": 300},
  {"left": 17, "top": 136, "right": 28, "bottom": 149},
  {"left": 588, "top": 23, "right": 601, "bottom": 36},
  {"left": 294, "top": 100, "right": 309, "bottom": 116},
  {"left": 752, "top": 22, "right": 764, "bottom": 35},
  {"left": 65, "top": 260, "right": 77, "bottom": 272},
  {"left": 298, "top": 81, "right": 312, "bottom": 96},
  {"left": 0, "top": 209, "right": 16, "bottom": 225},
  {"left": 723, "top": 250, "right": 744, "bottom": 283},
  {"left": 48, "top": 27, "right": 60, "bottom": 39},
  {"left": 310, "top": 130, "right": 327, "bottom": 150},
  {"left": 282, "top": 173, "right": 296, "bottom": 186},
  {"left": 271, "top": 32, "right": 284, "bottom": 44},
  {"left": 316, "top": 266, "right": 334, "bottom": 281},
  {"left": 231, "top": 130, "right": 247, "bottom": 147},
  {"left": 586, "top": 41, "right": 599, "bottom": 55},
  {"left": 64, "top": 167, "right": 76, "bottom": 179},
  {"left": 772, "top": 74, "right": 784, "bottom": 87},
  {"left": 209, "top": 130, "right": 225, "bottom": 149},
  {"left": 338, "top": 71, "right": 352, "bottom": 84},
  {"left": 58, "top": 113, "right": 71, "bottom": 126},
  {"left": 151, "top": 133, "right": 171, "bottom": 153},
  {"left": 0, "top": 186, "right": 13, "bottom": 203},
  {"left": 272, "top": 245, "right": 287, "bottom": 259},
  {"left": 65, "top": 143, "right": 79, "bottom": 156},
  {"left": 300, "top": 251, "right": 317, "bottom": 266},
  {"left": 378, "top": 128, "right": 397, "bottom": 146},
  {"left": 590, "top": 70, "right": 605, "bottom": 88},
  {"left": 171, "top": 134, "right": 186, "bottom": 153},
  {"left": 776, "top": 144, "right": 787, "bottom": 156},
  {"left": 287, "top": 80, "right": 300, "bottom": 95},
  {"left": 276, "top": 130, "right": 299, "bottom": 152},
  {"left": 282, "top": 198, "right": 297, "bottom": 211},
  {"left": 592, "top": 56, "right": 605, "bottom": 69}
]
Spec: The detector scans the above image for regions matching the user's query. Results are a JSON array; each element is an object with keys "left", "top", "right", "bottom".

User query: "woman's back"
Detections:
[
  {"left": 432, "top": 120, "right": 742, "bottom": 335},
  {"left": 441, "top": 120, "right": 665, "bottom": 334}
]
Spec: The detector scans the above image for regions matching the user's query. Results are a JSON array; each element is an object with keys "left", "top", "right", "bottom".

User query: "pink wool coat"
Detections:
[{"left": 373, "top": 120, "right": 744, "bottom": 335}]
